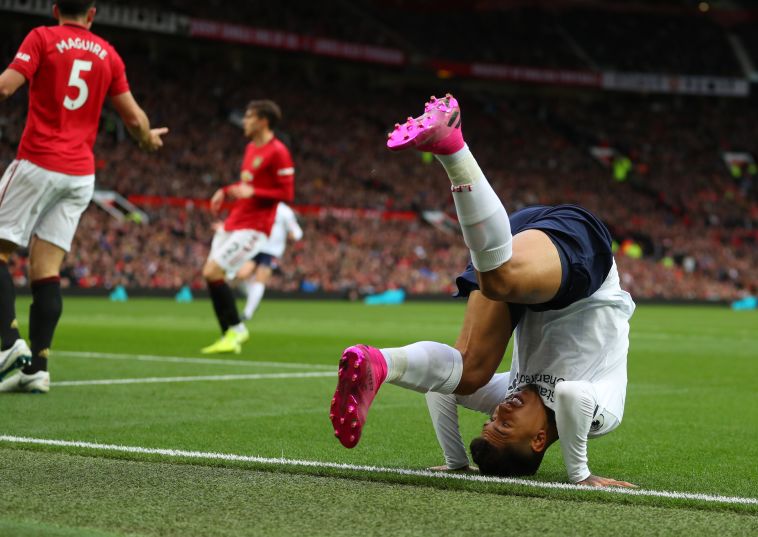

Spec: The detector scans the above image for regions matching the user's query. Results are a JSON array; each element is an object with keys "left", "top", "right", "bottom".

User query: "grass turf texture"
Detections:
[{"left": 1, "top": 298, "right": 756, "bottom": 536}]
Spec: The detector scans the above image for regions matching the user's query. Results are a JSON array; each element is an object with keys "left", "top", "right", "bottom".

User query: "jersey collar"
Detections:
[{"left": 62, "top": 22, "right": 89, "bottom": 30}]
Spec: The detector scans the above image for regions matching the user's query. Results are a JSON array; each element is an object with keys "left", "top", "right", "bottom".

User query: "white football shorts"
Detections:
[
  {"left": 209, "top": 228, "right": 267, "bottom": 274},
  {"left": 0, "top": 159, "right": 94, "bottom": 252}
]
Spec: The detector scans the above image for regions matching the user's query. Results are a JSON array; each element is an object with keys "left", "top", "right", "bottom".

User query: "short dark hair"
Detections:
[
  {"left": 55, "top": 1, "right": 96, "bottom": 17},
  {"left": 469, "top": 437, "right": 545, "bottom": 477},
  {"left": 247, "top": 100, "right": 282, "bottom": 130}
]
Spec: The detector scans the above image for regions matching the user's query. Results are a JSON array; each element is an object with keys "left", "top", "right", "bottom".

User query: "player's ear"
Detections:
[
  {"left": 87, "top": 6, "right": 97, "bottom": 24},
  {"left": 530, "top": 429, "right": 547, "bottom": 453},
  {"left": 52, "top": 4, "right": 60, "bottom": 20}
]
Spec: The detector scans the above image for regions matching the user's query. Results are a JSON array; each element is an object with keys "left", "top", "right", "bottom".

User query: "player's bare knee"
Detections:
[
  {"left": 28, "top": 258, "right": 61, "bottom": 280},
  {"left": 256, "top": 267, "right": 272, "bottom": 284},
  {"left": 202, "top": 261, "right": 223, "bottom": 281}
]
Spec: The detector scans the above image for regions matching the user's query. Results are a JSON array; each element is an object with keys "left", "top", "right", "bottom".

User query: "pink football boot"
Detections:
[
  {"left": 386, "top": 93, "right": 464, "bottom": 154},
  {"left": 329, "top": 345, "right": 387, "bottom": 449}
]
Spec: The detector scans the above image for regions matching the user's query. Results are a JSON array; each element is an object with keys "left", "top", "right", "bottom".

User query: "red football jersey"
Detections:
[
  {"left": 8, "top": 23, "right": 130, "bottom": 175},
  {"left": 223, "top": 137, "right": 295, "bottom": 234}
]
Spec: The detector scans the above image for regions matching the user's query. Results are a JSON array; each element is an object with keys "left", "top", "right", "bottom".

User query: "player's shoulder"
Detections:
[
  {"left": 28, "top": 25, "right": 49, "bottom": 34},
  {"left": 22, "top": 25, "right": 52, "bottom": 41}
]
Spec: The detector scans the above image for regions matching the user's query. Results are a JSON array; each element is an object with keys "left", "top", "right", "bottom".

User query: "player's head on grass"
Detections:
[
  {"left": 469, "top": 384, "right": 555, "bottom": 477},
  {"left": 54, "top": 1, "right": 96, "bottom": 25},
  {"left": 244, "top": 100, "right": 282, "bottom": 138}
]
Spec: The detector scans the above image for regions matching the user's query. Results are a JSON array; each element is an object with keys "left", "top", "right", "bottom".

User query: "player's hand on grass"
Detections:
[
  {"left": 140, "top": 127, "right": 169, "bottom": 152},
  {"left": 210, "top": 189, "right": 225, "bottom": 215},
  {"left": 428, "top": 465, "right": 479, "bottom": 473},
  {"left": 226, "top": 184, "right": 254, "bottom": 199},
  {"left": 577, "top": 475, "right": 637, "bottom": 488}
]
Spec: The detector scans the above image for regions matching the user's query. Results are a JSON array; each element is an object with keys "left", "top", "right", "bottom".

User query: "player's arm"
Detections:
[
  {"left": 284, "top": 207, "right": 304, "bottom": 241},
  {"left": 0, "top": 68, "right": 26, "bottom": 101},
  {"left": 234, "top": 173, "right": 294, "bottom": 201},
  {"left": 230, "top": 148, "right": 295, "bottom": 202},
  {"left": 109, "top": 91, "right": 168, "bottom": 152},
  {"left": 425, "top": 392, "right": 471, "bottom": 470},
  {"left": 426, "top": 372, "right": 511, "bottom": 471},
  {"left": 554, "top": 381, "right": 636, "bottom": 487},
  {"left": 3, "top": 28, "right": 43, "bottom": 101},
  {"left": 288, "top": 221, "right": 303, "bottom": 242}
]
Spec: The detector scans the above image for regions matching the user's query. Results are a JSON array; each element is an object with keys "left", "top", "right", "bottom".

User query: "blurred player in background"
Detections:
[
  {"left": 0, "top": 0, "right": 167, "bottom": 393},
  {"left": 236, "top": 202, "right": 303, "bottom": 322},
  {"left": 330, "top": 94, "right": 635, "bottom": 486},
  {"left": 201, "top": 100, "right": 295, "bottom": 355}
]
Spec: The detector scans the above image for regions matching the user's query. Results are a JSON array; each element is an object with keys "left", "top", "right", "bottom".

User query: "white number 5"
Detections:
[{"left": 63, "top": 59, "right": 92, "bottom": 111}]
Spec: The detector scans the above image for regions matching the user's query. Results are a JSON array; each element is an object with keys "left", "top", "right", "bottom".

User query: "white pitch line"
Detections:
[
  {"left": 52, "top": 371, "right": 334, "bottom": 387},
  {"left": 0, "top": 435, "right": 755, "bottom": 506},
  {"left": 55, "top": 350, "right": 334, "bottom": 370}
]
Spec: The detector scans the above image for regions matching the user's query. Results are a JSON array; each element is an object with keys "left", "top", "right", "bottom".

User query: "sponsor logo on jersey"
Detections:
[
  {"left": 508, "top": 373, "right": 566, "bottom": 403},
  {"left": 15, "top": 52, "right": 31, "bottom": 62},
  {"left": 240, "top": 170, "right": 253, "bottom": 183},
  {"left": 252, "top": 157, "right": 263, "bottom": 169}
]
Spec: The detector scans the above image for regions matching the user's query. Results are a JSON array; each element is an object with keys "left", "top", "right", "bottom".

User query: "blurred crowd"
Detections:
[
  {"left": 1, "top": 9, "right": 756, "bottom": 302},
  {"left": 6, "top": 202, "right": 746, "bottom": 301}
]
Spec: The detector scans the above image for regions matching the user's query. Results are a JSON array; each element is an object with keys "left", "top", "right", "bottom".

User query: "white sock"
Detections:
[
  {"left": 380, "top": 341, "right": 463, "bottom": 394},
  {"left": 244, "top": 281, "right": 265, "bottom": 319},
  {"left": 231, "top": 323, "right": 247, "bottom": 334},
  {"left": 435, "top": 145, "right": 512, "bottom": 272}
]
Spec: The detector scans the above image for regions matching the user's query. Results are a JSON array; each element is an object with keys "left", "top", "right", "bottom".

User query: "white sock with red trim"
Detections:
[{"left": 435, "top": 145, "right": 512, "bottom": 272}]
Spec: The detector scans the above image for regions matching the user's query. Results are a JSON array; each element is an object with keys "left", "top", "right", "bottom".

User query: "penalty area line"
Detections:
[
  {"left": 52, "top": 371, "right": 334, "bottom": 387},
  {"left": 0, "top": 436, "right": 755, "bottom": 506}
]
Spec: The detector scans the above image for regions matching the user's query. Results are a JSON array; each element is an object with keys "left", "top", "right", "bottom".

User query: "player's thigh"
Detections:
[
  {"left": 478, "top": 229, "right": 562, "bottom": 304},
  {"left": 255, "top": 264, "right": 273, "bottom": 283},
  {"left": 0, "top": 160, "right": 59, "bottom": 250},
  {"left": 236, "top": 259, "right": 257, "bottom": 280},
  {"left": 33, "top": 174, "right": 94, "bottom": 255},
  {"left": 28, "top": 236, "right": 67, "bottom": 280},
  {"left": 209, "top": 229, "right": 266, "bottom": 275},
  {"left": 454, "top": 290, "right": 514, "bottom": 395}
]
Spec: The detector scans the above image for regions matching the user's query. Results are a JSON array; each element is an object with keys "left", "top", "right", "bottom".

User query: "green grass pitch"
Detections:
[{"left": 0, "top": 297, "right": 756, "bottom": 536}]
